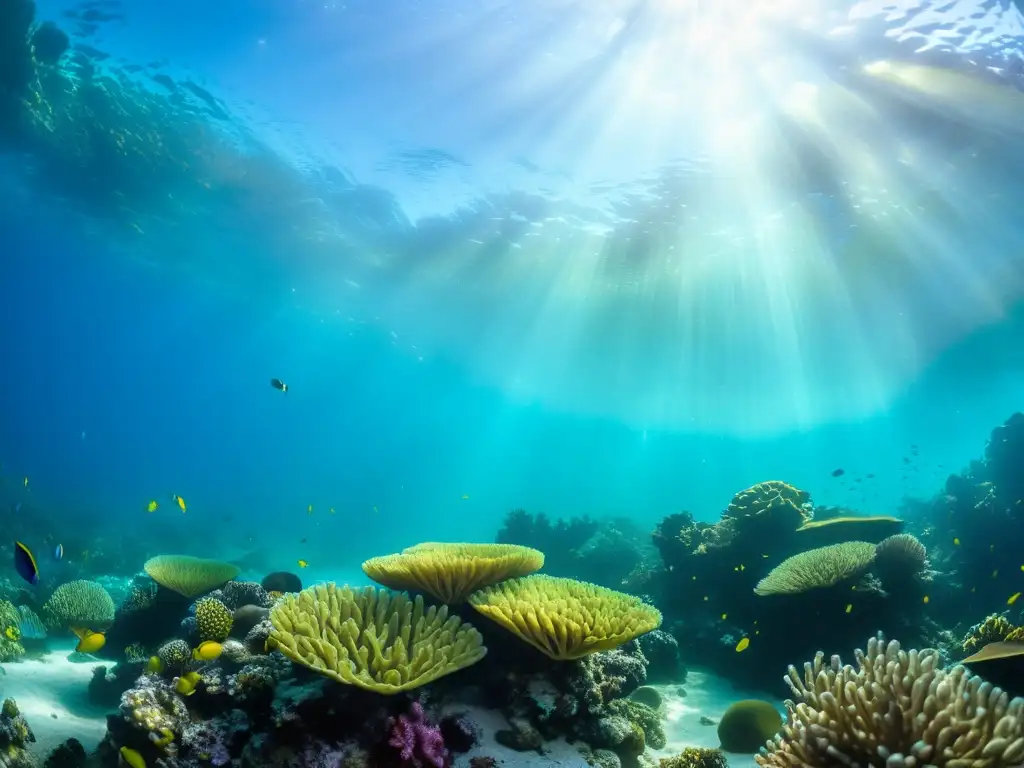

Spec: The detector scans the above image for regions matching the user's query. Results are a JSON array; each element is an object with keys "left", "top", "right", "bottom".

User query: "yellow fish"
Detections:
[
  {"left": 329, "top": 507, "right": 335, "bottom": 514},
  {"left": 175, "top": 671, "right": 202, "bottom": 696},
  {"left": 193, "top": 641, "right": 223, "bottom": 661},
  {"left": 845, "top": 604, "right": 853, "bottom": 614},
  {"left": 145, "top": 656, "right": 164, "bottom": 674},
  {"left": 172, "top": 494, "right": 186, "bottom": 513},
  {"left": 73, "top": 628, "right": 106, "bottom": 654},
  {"left": 4, "top": 627, "right": 18, "bottom": 641},
  {"left": 735, "top": 637, "right": 750, "bottom": 652},
  {"left": 1009, "top": 592, "right": 1022, "bottom": 606},
  {"left": 953, "top": 537, "right": 961, "bottom": 546},
  {"left": 297, "top": 559, "right": 308, "bottom": 568},
  {"left": 120, "top": 746, "right": 146, "bottom": 768},
  {"left": 147, "top": 500, "right": 159, "bottom": 513},
  {"left": 22, "top": 477, "right": 28, "bottom": 488},
  {"left": 923, "top": 595, "right": 930, "bottom": 604},
  {"left": 720, "top": 613, "right": 727, "bottom": 620},
  {"left": 307, "top": 504, "right": 313, "bottom": 515}
]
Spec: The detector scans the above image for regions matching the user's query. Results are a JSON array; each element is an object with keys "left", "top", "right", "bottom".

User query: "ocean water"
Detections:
[{"left": 2, "top": 0, "right": 1024, "bottom": 764}]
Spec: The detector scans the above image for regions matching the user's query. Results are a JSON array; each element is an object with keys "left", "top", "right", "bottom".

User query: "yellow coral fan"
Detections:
[
  {"left": 269, "top": 583, "right": 486, "bottom": 694},
  {"left": 468, "top": 574, "right": 662, "bottom": 660},
  {"left": 144, "top": 555, "right": 240, "bottom": 598},
  {"left": 40, "top": 580, "right": 115, "bottom": 630},
  {"left": 753, "top": 542, "right": 876, "bottom": 596},
  {"left": 756, "top": 635, "right": 1024, "bottom": 768},
  {"left": 194, "top": 597, "right": 233, "bottom": 642},
  {"left": 725, "top": 481, "right": 810, "bottom": 523},
  {"left": 361, "top": 542, "right": 544, "bottom": 604}
]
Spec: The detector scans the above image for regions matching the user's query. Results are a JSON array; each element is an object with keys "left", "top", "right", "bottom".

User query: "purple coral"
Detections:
[{"left": 387, "top": 701, "right": 449, "bottom": 768}]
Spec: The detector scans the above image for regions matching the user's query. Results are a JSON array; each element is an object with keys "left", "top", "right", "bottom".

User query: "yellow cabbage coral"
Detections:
[
  {"left": 144, "top": 555, "right": 240, "bottom": 598},
  {"left": 468, "top": 574, "right": 662, "bottom": 660},
  {"left": 753, "top": 542, "right": 876, "bottom": 596},
  {"left": 361, "top": 542, "right": 544, "bottom": 604},
  {"left": 269, "top": 583, "right": 486, "bottom": 694}
]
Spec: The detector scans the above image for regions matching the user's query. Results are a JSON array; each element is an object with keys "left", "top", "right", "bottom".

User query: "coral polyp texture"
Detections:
[
  {"left": 724, "top": 481, "right": 810, "bottom": 524},
  {"left": 143, "top": 555, "right": 240, "bottom": 598},
  {"left": 268, "top": 583, "right": 486, "bottom": 693},
  {"left": 753, "top": 541, "right": 877, "bottom": 596},
  {"left": 756, "top": 635, "right": 1024, "bottom": 768},
  {"left": 468, "top": 574, "right": 662, "bottom": 660},
  {"left": 361, "top": 542, "right": 545, "bottom": 604},
  {"left": 194, "top": 597, "right": 233, "bottom": 642},
  {"left": 40, "top": 580, "right": 115, "bottom": 631}
]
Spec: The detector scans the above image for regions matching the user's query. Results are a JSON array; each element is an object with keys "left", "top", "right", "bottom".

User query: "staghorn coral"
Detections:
[
  {"left": 143, "top": 555, "right": 240, "bottom": 598},
  {"left": 41, "top": 580, "right": 115, "bottom": 631},
  {"left": 468, "top": 574, "right": 662, "bottom": 660},
  {"left": 756, "top": 634, "right": 1024, "bottom": 768},
  {"left": 753, "top": 541, "right": 877, "bottom": 596},
  {"left": 363, "top": 542, "right": 544, "bottom": 604},
  {"left": 269, "top": 583, "right": 486, "bottom": 693},
  {"left": 194, "top": 597, "right": 233, "bottom": 641}
]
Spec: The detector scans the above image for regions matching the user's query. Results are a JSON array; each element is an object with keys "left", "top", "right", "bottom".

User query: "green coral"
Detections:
[
  {"left": 195, "top": 597, "right": 233, "bottom": 641},
  {"left": 660, "top": 748, "right": 729, "bottom": 768},
  {"left": 2, "top": 699, "right": 18, "bottom": 718},
  {"left": 41, "top": 580, "right": 115, "bottom": 630},
  {"left": 608, "top": 698, "right": 666, "bottom": 750},
  {"left": 0, "top": 601, "right": 25, "bottom": 662},
  {"left": 753, "top": 542, "right": 877, "bottom": 596},
  {"left": 718, "top": 699, "right": 782, "bottom": 753},
  {"left": 629, "top": 685, "right": 663, "bottom": 710},
  {"left": 157, "top": 639, "right": 191, "bottom": 668}
]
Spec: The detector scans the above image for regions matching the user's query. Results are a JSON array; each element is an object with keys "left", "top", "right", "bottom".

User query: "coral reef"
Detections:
[
  {"left": 384, "top": 701, "right": 448, "bottom": 767},
  {"left": 753, "top": 542, "right": 877, "bottom": 596},
  {"left": 717, "top": 700, "right": 782, "bottom": 753},
  {"left": 143, "top": 555, "right": 240, "bottom": 598},
  {"left": 660, "top": 748, "right": 729, "bottom": 768},
  {"left": 195, "top": 597, "right": 234, "bottom": 642},
  {"left": 40, "top": 580, "right": 115, "bottom": 630}
]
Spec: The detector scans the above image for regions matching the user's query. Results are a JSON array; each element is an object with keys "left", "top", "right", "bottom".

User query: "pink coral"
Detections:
[{"left": 387, "top": 701, "right": 449, "bottom": 768}]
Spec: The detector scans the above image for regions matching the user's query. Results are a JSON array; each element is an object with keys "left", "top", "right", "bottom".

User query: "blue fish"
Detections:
[
  {"left": 13, "top": 542, "right": 38, "bottom": 586},
  {"left": 54, "top": 544, "right": 63, "bottom": 561}
]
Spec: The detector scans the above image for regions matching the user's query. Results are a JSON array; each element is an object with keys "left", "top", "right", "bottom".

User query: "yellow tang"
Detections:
[
  {"left": 173, "top": 495, "right": 186, "bottom": 513},
  {"left": 845, "top": 604, "right": 853, "bottom": 614},
  {"left": 1009, "top": 592, "right": 1022, "bottom": 606},
  {"left": 307, "top": 504, "right": 313, "bottom": 514},
  {"left": 147, "top": 500, "right": 159, "bottom": 513},
  {"left": 297, "top": 559, "right": 308, "bottom": 569},
  {"left": 175, "top": 671, "right": 201, "bottom": 696},
  {"left": 73, "top": 628, "right": 106, "bottom": 654},
  {"left": 735, "top": 637, "right": 750, "bottom": 652},
  {"left": 953, "top": 537, "right": 961, "bottom": 546},
  {"left": 120, "top": 746, "right": 146, "bottom": 768},
  {"left": 145, "top": 656, "right": 164, "bottom": 674},
  {"left": 193, "top": 641, "right": 223, "bottom": 661},
  {"left": 923, "top": 595, "right": 930, "bottom": 604}
]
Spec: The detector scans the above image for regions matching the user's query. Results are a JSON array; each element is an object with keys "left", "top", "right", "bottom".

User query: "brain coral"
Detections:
[
  {"left": 362, "top": 542, "right": 544, "bottom": 604},
  {"left": 757, "top": 635, "right": 1024, "bottom": 768},
  {"left": 468, "top": 574, "right": 662, "bottom": 660},
  {"left": 269, "top": 583, "right": 486, "bottom": 694},
  {"left": 195, "top": 597, "right": 233, "bottom": 642},
  {"left": 753, "top": 542, "right": 876, "bottom": 596},
  {"left": 41, "top": 580, "right": 115, "bottom": 630},
  {"left": 717, "top": 700, "right": 782, "bottom": 753}
]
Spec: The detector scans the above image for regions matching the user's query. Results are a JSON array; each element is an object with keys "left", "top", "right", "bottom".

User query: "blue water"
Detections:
[{"left": 3, "top": 0, "right": 1024, "bottom": 583}]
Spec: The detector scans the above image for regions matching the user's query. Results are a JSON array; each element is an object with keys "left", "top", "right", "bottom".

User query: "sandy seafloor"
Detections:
[{"left": 3, "top": 642, "right": 780, "bottom": 767}]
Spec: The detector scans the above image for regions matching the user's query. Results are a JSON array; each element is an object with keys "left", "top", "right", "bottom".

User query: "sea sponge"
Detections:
[
  {"left": 874, "top": 532, "right": 927, "bottom": 576},
  {"left": 468, "top": 574, "right": 662, "bottom": 660},
  {"left": 362, "top": 542, "right": 544, "bottom": 604},
  {"left": 717, "top": 700, "right": 782, "bottom": 753},
  {"left": 753, "top": 541, "right": 877, "bottom": 596},
  {"left": 660, "top": 748, "right": 729, "bottom": 768},
  {"left": 194, "top": 597, "right": 233, "bottom": 642},
  {"left": 144, "top": 555, "right": 240, "bottom": 598},
  {"left": 724, "top": 481, "right": 810, "bottom": 523},
  {"left": 41, "top": 580, "right": 115, "bottom": 630},
  {"left": 269, "top": 583, "right": 486, "bottom": 694},
  {"left": 756, "top": 634, "right": 1024, "bottom": 768},
  {"left": 157, "top": 639, "right": 191, "bottom": 668}
]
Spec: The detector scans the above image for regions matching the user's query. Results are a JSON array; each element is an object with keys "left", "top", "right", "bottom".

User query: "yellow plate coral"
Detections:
[
  {"left": 269, "top": 583, "right": 486, "bottom": 694},
  {"left": 361, "top": 542, "right": 544, "bottom": 604},
  {"left": 468, "top": 574, "right": 662, "bottom": 660},
  {"left": 143, "top": 555, "right": 240, "bottom": 598}
]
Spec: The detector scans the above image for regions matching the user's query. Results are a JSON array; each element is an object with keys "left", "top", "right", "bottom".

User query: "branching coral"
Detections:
[
  {"left": 269, "top": 583, "right": 486, "bottom": 693},
  {"left": 386, "top": 701, "right": 448, "bottom": 768},
  {"left": 753, "top": 542, "right": 877, "bottom": 596},
  {"left": 468, "top": 574, "right": 662, "bottom": 660},
  {"left": 756, "top": 635, "right": 1024, "bottom": 768},
  {"left": 362, "top": 542, "right": 544, "bottom": 604}
]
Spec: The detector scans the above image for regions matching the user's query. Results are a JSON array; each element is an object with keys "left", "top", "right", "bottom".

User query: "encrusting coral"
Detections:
[
  {"left": 143, "top": 555, "right": 240, "bottom": 598},
  {"left": 753, "top": 541, "right": 877, "bottom": 596},
  {"left": 40, "top": 579, "right": 115, "bottom": 630},
  {"left": 269, "top": 582, "right": 487, "bottom": 693},
  {"left": 362, "top": 542, "right": 545, "bottom": 604},
  {"left": 468, "top": 574, "right": 662, "bottom": 660},
  {"left": 756, "top": 634, "right": 1024, "bottom": 768}
]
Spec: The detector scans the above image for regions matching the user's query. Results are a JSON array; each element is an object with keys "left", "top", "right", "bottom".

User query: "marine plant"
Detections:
[
  {"left": 756, "top": 634, "right": 1024, "bottom": 768},
  {"left": 467, "top": 574, "right": 662, "bottom": 660},
  {"left": 268, "top": 583, "right": 486, "bottom": 693},
  {"left": 753, "top": 541, "right": 877, "bottom": 596},
  {"left": 362, "top": 542, "right": 544, "bottom": 604},
  {"left": 143, "top": 555, "right": 240, "bottom": 598},
  {"left": 40, "top": 579, "right": 115, "bottom": 631}
]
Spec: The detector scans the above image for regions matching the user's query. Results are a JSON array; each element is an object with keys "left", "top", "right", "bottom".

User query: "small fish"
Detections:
[
  {"left": 1009, "top": 592, "right": 1021, "bottom": 606},
  {"left": 172, "top": 494, "right": 186, "bottom": 513},
  {"left": 22, "top": 477, "right": 28, "bottom": 488},
  {"left": 147, "top": 500, "right": 159, "bottom": 513},
  {"left": 120, "top": 746, "right": 146, "bottom": 768},
  {"left": 175, "top": 671, "right": 202, "bottom": 696},
  {"left": 270, "top": 378, "right": 288, "bottom": 393},
  {"left": 993, "top": 570, "right": 1000, "bottom": 578},
  {"left": 329, "top": 507, "right": 335, "bottom": 514},
  {"left": 54, "top": 544, "right": 63, "bottom": 561},
  {"left": 3, "top": 626, "right": 18, "bottom": 641},
  {"left": 193, "top": 640, "right": 223, "bottom": 661},
  {"left": 831, "top": 468, "right": 845, "bottom": 478},
  {"left": 145, "top": 656, "right": 164, "bottom": 674},
  {"left": 953, "top": 537, "right": 961, "bottom": 546},
  {"left": 845, "top": 604, "right": 853, "bottom": 613},
  {"left": 720, "top": 613, "right": 727, "bottom": 620},
  {"left": 299, "top": 537, "right": 308, "bottom": 544},
  {"left": 14, "top": 542, "right": 39, "bottom": 586},
  {"left": 373, "top": 505, "right": 378, "bottom": 514},
  {"left": 923, "top": 595, "right": 930, "bottom": 604},
  {"left": 297, "top": 559, "right": 308, "bottom": 568},
  {"left": 735, "top": 637, "right": 750, "bottom": 652},
  {"left": 73, "top": 628, "right": 106, "bottom": 654},
  {"left": 461, "top": 494, "right": 469, "bottom": 500},
  {"left": 307, "top": 504, "right": 313, "bottom": 515}
]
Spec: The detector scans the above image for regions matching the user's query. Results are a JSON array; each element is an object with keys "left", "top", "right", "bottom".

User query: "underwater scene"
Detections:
[{"left": 5, "top": 0, "right": 1024, "bottom": 766}]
